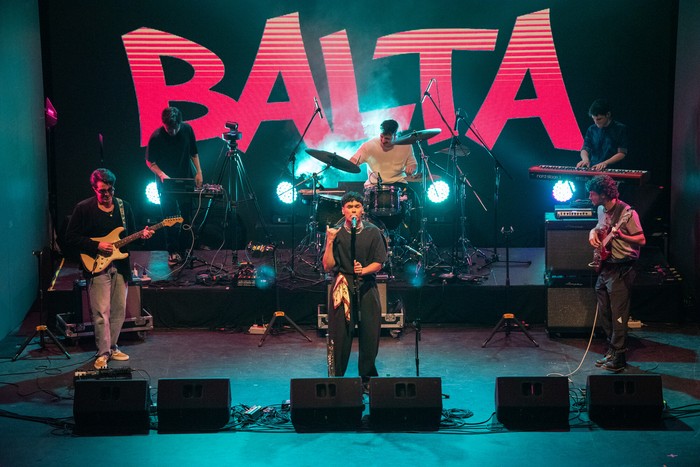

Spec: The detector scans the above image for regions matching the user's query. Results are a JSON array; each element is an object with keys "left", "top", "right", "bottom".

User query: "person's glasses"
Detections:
[{"left": 94, "top": 187, "right": 114, "bottom": 195}]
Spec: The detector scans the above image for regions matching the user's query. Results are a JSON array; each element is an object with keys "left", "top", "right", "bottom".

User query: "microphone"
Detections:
[
  {"left": 420, "top": 78, "right": 435, "bottom": 104},
  {"left": 376, "top": 172, "right": 382, "bottom": 186},
  {"left": 314, "top": 97, "right": 324, "bottom": 119},
  {"left": 351, "top": 216, "right": 357, "bottom": 229},
  {"left": 453, "top": 108, "right": 461, "bottom": 131}
]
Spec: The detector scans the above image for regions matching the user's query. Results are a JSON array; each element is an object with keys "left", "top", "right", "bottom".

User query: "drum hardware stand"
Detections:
[
  {"left": 294, "top": 169, "right": 331, "bottom": 273},
  {"left": 482, "top": 227, "right": 538, "bottom": 348},
  {"left": 258, "top": 245, "right": 312, "bottom": 347},
  {"left": 284, "top": 103, "right": 323, "bottom": 279},
  {"left": 412, "top": 140, "right": 445, "bottom": 275},
  {"left": 13, "top": 249, "right": 71, "bottom": 361}
]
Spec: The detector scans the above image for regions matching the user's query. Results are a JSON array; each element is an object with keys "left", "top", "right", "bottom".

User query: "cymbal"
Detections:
[
  {"left": 405, "top": 173, "right": 441, "bottom": 183},
  {"left": 435, "top": 146, "right": 471, "bottom": 157},
  {"left": 305, "top": 149, "right": 361, "bottom": 174},
  {"left": 393, "top": 128, "right": 442, "bottom": 145}
]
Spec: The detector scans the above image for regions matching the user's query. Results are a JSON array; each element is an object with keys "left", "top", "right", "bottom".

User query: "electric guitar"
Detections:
[
  {"left": 591, "top": 208, "right": 633, "bottom": 272},
  {"left": 80, "top": 216, "right": 183, "bottom": 273}
]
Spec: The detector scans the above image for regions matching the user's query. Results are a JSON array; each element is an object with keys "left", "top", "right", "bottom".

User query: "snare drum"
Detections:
[
  {"left": 315, "top": 194, "right": 343, "bottom": 232},
  {"left": 364, "top": 185, "right": 402, "bottom": 216}
]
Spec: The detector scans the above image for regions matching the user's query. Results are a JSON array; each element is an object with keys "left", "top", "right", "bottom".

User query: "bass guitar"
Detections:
[
  {"left": 81, "top": 216, "right": 183, "bottom": 273},
  {"left": 591, "top": 208, "right": 633, "bottom": 272}
]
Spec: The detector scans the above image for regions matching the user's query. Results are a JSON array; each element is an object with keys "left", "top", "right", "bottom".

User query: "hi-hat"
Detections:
[
  {"left": 405, "top": 173, "right": 442, "bottom": 183},
  {"left": 393, "top": 128, "right": 442, "bottom": 145},
  {"left": 305, "top": 149, "right": 360, "bottom": 173}
]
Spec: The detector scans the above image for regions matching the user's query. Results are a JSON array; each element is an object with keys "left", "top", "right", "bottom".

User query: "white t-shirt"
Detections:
[{"left": 350, "top": 137, "right": 417, "bottom": 187}]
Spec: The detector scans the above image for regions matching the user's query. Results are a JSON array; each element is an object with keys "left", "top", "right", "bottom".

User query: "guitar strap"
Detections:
[{"left": 116, "top": 198, "right": 127, "bottom": 231}]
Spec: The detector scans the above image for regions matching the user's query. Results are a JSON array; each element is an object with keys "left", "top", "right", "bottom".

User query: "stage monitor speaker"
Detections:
[
  {"left": 495, "top": 376, "right": 570, "bottom": 429},
  {"left": 157, "top": 378, "right": 231, "bottom": 432},
  {"left": 73, "top": 379, "right": 150, "bottom": 435},
  {"left": 369, "top": 377, "right": 442, "bottom": 431},
  {"left": 546, "top": 286, "right": 600, "bottom": 335},
  {"left": 290, "top": 378, "right": 364, "bottom": 432},
  {"left": 545, "top": 214, "right": 597, "bottom": 273},
  {"left": 586, "top": 374, "right": 664, "bottom": 427}
]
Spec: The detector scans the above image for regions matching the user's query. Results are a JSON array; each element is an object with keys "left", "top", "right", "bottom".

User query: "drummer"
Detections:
[{"left": 349, "top": 119, "right": 418, "bottom": 189}]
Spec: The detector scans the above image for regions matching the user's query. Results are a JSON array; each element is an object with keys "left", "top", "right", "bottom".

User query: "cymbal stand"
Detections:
[
  {"left": 295, "top": 168, "right": 330, "bottom": 272},
  {"left": 284, "top": 103, "right": 323, "bottom": 278},
  {"left": 412, "top": 141, "right": 444, "bottom": 275}
]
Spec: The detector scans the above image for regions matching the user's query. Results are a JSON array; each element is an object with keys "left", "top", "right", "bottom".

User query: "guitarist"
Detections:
[
  {"left": 586, "top": 175, "right": 645, "bottom": 372},
  {"left": 65, "top": 168, "right": 154, "bottom": 370}
]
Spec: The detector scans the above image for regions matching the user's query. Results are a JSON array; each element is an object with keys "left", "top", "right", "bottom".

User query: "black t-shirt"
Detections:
[
  {"left": 64, "top": 197, "right": 137, "bottom": 280},
  {"left": 145, "top": 123, "right": 199, "bottom": 184},
  {"left": 331, "top": 222, "right": 387, "bottom": 279}
]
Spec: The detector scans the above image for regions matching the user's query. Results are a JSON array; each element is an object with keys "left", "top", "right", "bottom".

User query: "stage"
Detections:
[{"left": 45, "top": 245, "right": 684, "bottom": 335}]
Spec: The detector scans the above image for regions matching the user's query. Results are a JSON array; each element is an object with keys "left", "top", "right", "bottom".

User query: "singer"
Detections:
[{"left": 322, "top": 192, "right": 387, "bottom": 389}]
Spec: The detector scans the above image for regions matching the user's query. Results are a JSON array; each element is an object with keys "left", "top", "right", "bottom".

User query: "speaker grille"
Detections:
[
  {"left": 157, "top": 378, "right": 231, "bottom": 432},
  {"left": 547, "top": 287, "right": 599, "bottom": 332}
]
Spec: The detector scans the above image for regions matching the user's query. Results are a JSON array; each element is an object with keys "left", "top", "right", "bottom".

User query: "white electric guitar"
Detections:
[{"left": 81, "top": 216, "right": 182, "bottom": 273}]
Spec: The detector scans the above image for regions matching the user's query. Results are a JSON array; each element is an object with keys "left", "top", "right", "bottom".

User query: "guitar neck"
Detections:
[{"left": 113, "top": 220, "right": 167, "bottom": 249}]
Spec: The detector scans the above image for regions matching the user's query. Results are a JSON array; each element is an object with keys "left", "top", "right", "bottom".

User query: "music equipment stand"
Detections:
[
  {"left": 482, "top": 227, "right": 538, "bottom": 348},
  {"left": 13, "top": 250, "right": 71, "bottom": 361},
  {"left": 258, "top": 246, "right": 312, "bottom": 347}
]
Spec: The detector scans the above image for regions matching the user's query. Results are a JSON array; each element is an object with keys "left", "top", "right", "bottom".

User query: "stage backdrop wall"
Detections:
[
  {"left": 0, "top": 1, "right": 49, "bottom": 338},
  {"left": 39, "top": 0, "right": 677, "bottom": 251}
]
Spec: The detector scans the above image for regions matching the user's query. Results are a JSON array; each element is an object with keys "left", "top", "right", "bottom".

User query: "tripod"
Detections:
[
  {"left": 258, "top": 245, "right": 311, "bottom": 347},
  {"left": 216, "top": 137, "right": 271, "bottom": 259},
  {"left": 482, "top": 227, "right": 538, "bottom": 348},
  {"left": 13, "top": 249, "right": 71, "bottom": 361}
]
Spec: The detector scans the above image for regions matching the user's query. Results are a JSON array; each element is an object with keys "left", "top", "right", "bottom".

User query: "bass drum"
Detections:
[{"left": 364, "top": 185, "right": 404, "bottom": 230}]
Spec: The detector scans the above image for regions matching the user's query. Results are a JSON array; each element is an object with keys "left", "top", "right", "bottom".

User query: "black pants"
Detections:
[
  {"left": 160, "top": 192, "right": 193, "bottom": 254},
  {"left": 595, "top": 261, "right": 637, "bottom": 352},
  {"left": 327, "top": 278, "right": 381, "bottom": 379}
]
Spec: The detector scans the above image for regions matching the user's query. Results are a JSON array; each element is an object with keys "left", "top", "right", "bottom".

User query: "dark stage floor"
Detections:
[
  {"left": 1, "top": 321, "right": 699, "bottom": 466},
  {"left": 2, "top": 246, "right": 696, "bottom": 466}
]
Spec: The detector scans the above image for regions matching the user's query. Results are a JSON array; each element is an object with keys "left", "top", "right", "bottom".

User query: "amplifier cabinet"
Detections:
[
  {"left": 546, "top": 285, "right": 601, "bottom": 335},
  {"left": 544, "top": 212, "right": 597, "bottom": 274}
]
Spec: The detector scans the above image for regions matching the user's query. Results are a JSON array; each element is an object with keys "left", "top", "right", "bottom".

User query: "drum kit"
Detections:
[{"left": 298, "top": 128, "right": 453, "bottom": 275}]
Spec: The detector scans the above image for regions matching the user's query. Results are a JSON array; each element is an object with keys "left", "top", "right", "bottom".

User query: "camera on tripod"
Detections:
[{"left": 222, "top": 121, "right": 242, "bottom": 147}]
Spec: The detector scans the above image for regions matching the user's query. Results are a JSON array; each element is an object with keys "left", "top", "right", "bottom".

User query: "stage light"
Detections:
[
  {"left": 552, "top": 180, "right": 575, "bottom": 203},
  {"left": 276, "top": 181, "right": 296, "bottom": 204},
  {"left": 427, "top": 180, "right": 450, "bottom": 203},
  {"left": 146, "top": 182, "right": 160, "bottom": 205}
]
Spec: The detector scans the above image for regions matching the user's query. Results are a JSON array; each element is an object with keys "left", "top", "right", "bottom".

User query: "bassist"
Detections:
[
  {"left": 586, "top": 175, "right": 645, "bottom": 372},
  {"left": 65, "top": 168, "right": 154, "bottom": 370}
]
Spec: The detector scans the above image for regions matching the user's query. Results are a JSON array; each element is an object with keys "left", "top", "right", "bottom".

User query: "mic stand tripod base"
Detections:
[
  {"left": 258, "top": 311, "right": 312, "bottom": 347},
  {"left": 481, "top": 313, "right": 539, "bottom": 348},
  {"left": 12, "top": 324, "right": 71, "bottom": 361}
]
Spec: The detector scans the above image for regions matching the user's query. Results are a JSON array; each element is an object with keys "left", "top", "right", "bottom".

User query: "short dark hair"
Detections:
[
  {"left": 380, "top": 119, "right": 399, "bottom": 135},
  {"left": 341, "top": 191, "right": 364, "bottom": 206},
  {"left": 588, "top": 99, "right": 611, "bottom": 117},
  {"left": 90, "top": 168, "right": 116, "bottom": 188},
  {"left": 162, "top": 106, "right": 183, "bottom": 128},
  {"left": 585, "top": 174, "right": 619, "bottom": 200}
]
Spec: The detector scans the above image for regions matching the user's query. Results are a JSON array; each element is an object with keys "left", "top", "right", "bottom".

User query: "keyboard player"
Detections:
[
  {"left": 145, "top": 106, "right": 204, "bottom": 267},
  {"left": 577, "top": 99, "right": 628, "bottom": 172}
]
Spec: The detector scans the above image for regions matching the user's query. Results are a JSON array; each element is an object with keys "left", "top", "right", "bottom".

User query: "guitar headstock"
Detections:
[{"left": 163, "top": 216, "right": 184, "bottom": 227}]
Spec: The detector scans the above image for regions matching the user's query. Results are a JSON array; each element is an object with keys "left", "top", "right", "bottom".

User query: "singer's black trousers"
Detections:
[{"left": 328, "top": 277, "right": 382, "bottom": 379}]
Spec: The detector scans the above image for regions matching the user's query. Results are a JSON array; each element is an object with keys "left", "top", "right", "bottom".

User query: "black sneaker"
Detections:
[
  {"left": 167, "top": 252, "right": 182, "bottom": 267},
  {"left": 595, "top": 350, "right": 614, "bottom": 367},
  {"left": 602, "top": 353, "right": 626, "bottom": 373}
]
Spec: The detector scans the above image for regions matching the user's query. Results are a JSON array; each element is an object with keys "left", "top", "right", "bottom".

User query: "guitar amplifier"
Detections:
[
  {"left": 544, "top": 212, "right": 597, "bottom": 274},
  {"left": 55, "top": 280, "right": 153, "bottom": 339}
]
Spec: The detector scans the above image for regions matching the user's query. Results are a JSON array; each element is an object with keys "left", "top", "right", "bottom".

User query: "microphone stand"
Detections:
[
  {"left": 285, "top": 105, "right": 323, "bottom": 279},
  {"left": 350, "top": 220, "right": 360, "bottom": 324},
  {"left": 463, "top": 118, "right": 530, "bottom": 270},
  {"left": 422, "top": 93, "right": 487, "bottom": 275}
]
